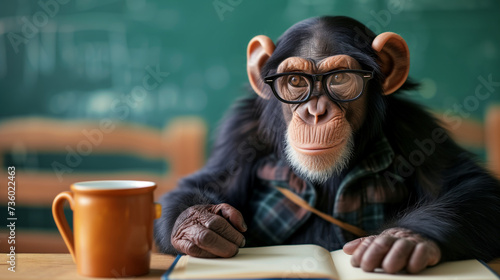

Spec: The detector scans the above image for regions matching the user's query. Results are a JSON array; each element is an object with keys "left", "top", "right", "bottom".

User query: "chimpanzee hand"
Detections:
[
  {"left": 343, "top": 228, "right": 441, "bottom": 274},
  {"left": 171, "top": 203, "right": 247, "bottom": 258}
]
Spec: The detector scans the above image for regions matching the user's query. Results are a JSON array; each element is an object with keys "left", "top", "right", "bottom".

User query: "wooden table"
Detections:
[
  {"left": 0, "top": 253, "right": 175, "bottom": 279},
  {"left": 1, "top": 253, "right": 499, "bottom": 279}
]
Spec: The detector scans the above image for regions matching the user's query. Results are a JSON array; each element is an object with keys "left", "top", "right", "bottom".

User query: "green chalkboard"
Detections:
[{"left": 1, "top": 0, "right": 499, "bottom": 165}]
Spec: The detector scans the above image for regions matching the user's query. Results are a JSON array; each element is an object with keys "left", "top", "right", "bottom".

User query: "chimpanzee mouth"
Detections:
[
  {"left": 290, "top": 140, "right": 345, "bottom": 156},
  {"left": 289, "top": 114, "right": 348, "bottom": 149}
]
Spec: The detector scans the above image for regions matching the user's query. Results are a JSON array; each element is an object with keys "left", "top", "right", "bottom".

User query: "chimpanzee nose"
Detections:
[{"left": 297, "top": 95, "right": 336, "bottom": 125}]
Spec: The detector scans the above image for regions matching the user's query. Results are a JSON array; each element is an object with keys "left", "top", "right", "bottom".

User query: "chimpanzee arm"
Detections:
[
  {"left": 154, "top": 96, "right": 265, "bottom": 254},
  {"left": 395, "top": 153, "right": 500, "bottom": 262}
]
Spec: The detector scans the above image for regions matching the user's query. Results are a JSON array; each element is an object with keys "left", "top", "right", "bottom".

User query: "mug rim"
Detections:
[{"left": 71, "top": 180, "right": 157, "bottom": 194}]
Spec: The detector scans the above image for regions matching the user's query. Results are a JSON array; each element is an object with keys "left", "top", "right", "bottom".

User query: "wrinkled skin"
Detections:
[
  {"left": 343, "top": 228, "right": 441, "bottom": 274},
  {"left": 171, "top": 203, "right": 247, "bottom": 258}
]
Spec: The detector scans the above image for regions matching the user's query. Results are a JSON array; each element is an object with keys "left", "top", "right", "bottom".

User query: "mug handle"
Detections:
[{"left": 52, "top": 191, "right": 76, "bottom": 263}]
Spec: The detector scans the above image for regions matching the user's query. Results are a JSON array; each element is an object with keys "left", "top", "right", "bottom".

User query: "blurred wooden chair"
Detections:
[
  {"left": 0, "top": 117, "right": 206, "bottom": 253},
  {"left": 485, "top": 105, "right": 500, "bottom": 178},
  {"left": 438, "top": 105, "right": 500, "bottom": 179}
]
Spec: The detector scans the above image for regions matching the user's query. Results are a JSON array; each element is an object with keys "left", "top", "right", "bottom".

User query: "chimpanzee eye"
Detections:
[
  {"left": 327, "top": 72, "right": 362, "bottom": 100},
  {"left": 274, "top": 74, "right": 310, "bottom": 101},
  {"left": 288, "top": 75, "right": 308, "bottom": 87},
  {"left": 330, "top": 73, "right": 351, "bottom": 85}
]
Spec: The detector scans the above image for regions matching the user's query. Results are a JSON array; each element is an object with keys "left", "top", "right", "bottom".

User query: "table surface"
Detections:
[
  {"left": 0, "top": 253, "right": 175, "bottom": 280},
  {"left": 1, "top": 253, "right": 499, "bottom": 279}
]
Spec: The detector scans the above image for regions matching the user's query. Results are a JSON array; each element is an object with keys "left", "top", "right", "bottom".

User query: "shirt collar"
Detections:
[{"left": 339, "top": 135, "right": 395, "bottom": 190}]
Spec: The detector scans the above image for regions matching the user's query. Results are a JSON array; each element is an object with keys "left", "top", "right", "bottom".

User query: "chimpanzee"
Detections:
[{"left": 154, "top": 16, "right": 500, "bottom": 274}]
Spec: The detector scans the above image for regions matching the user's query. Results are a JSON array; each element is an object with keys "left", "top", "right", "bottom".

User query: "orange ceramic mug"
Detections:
[{"left": 52, "top": 180, "right": 161, "bottom": 277}]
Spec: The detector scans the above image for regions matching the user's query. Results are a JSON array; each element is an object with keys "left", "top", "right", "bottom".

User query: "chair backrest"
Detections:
[
  {"left": 486, "top": 106, "right": 500, "bottom": 178},
  {"left": 0, "top": 117, "right": 206, "bottom": 204},
  {"left": 437, "top": 105, "right": 500, "bottom": 179}
]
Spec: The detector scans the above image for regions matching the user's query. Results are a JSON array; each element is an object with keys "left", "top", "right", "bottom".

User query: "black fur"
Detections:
[{"left": 154, "top": 16, "right": 500, "bottom": 261}]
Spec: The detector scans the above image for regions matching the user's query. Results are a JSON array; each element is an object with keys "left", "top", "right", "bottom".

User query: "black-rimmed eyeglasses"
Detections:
[{"left": 264, "top": 69, "right": 374, "bottom": 104}]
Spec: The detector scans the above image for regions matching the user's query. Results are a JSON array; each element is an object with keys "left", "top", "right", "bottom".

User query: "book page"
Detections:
[
  {"left": 330, "top": 250, "right": 498, "bottom": 280},
  {"left": 168, "top": 244, "right": 339, "bottom": 279}
]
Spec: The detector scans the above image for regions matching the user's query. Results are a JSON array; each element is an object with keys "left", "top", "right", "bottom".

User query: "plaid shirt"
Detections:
[{"left": 246, "top": 137, "right": 409, "bottom": 245}]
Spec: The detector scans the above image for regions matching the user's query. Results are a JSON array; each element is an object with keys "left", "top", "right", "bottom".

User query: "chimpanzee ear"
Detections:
[
  {"left": 372, "top": 32, "right": 410, "bottom": 95},
  {"left": 247, "top": 35, "right": 276, "bottom": 98}
]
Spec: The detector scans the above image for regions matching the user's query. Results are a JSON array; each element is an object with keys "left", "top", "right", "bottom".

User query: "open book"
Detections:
[{"left": 163, "top": 244, "right": 499, "bottom": 280}]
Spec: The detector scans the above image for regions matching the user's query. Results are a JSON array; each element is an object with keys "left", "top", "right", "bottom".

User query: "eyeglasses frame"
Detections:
[{"left": 263, "top": 69, "right": 374, "bottom": 104}]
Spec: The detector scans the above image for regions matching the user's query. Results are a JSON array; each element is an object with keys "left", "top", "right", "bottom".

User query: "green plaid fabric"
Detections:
[{"left": 246, "top": 136, "right": 409, "bottom": 245}]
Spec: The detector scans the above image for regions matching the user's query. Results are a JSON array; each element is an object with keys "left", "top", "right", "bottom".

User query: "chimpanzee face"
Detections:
[
  {"left": 270, "top": 55, "right": 370, "bottom": 182},
  {"left": 246, "top": 17, "right": 409, "bottom": 182}
]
